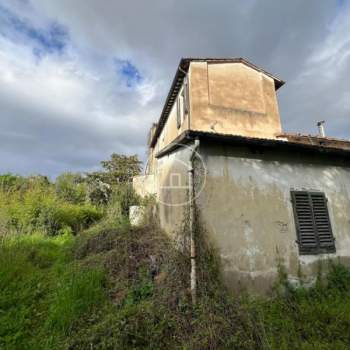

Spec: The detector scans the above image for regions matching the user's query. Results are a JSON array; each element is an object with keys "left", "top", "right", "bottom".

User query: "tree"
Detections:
[
  {"left": 84, "top": 154, "right": 142, "bottom": 206},
  {"left": 85, "top": 172, "right": 112, "bottom": 205},
  {"left": 100, "top": 154, "right": 142, "bottom": 184}
]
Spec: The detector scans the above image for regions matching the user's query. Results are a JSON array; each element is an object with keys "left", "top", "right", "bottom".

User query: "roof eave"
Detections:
[{"left": 155, "top": 130, "right": 350, "bottom": 159}]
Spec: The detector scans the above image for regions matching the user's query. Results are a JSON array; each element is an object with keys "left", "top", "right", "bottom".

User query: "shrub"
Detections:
[
  {"left": 0, "top": 173, "right": 25, "bottom": 192},
  {"left": 109, "top": 183, "right": 140, "bottom": 217},
  {"left": 0, "top": 185, "right": 103, "bottom": 235},
  {"left": 55, "top": 173, "right": 87, "bottom": 204}
]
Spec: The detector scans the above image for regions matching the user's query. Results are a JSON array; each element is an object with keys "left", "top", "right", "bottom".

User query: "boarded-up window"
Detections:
[{"left": 291, "top": 191, "right": 335, "bottom": 255}]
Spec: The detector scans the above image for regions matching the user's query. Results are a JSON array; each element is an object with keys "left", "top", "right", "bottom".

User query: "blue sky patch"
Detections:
[
  {"left": 0, "top": 4, "right": 68, "bottom": 56},
  {"left": 114, "top": 58, "right": 143, "bottom": 87},
  {"left": 336, "top": 0, "right": 346, "bottom": 10}
]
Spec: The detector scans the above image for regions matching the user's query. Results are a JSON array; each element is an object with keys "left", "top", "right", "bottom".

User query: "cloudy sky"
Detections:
[{"left": 0, "top": 0, "right": 349, "bottom": 177}]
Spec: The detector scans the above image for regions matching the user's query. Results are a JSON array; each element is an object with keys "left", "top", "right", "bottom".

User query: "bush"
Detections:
[
  {"left": 0, "top": 182, "right": 103, "bottom": 235},
  {"left": 0, "top": 173, "right": 25, "bottom": 192},
  {"left": 55, "top": 173, "right": 87, "bottom": 204}
]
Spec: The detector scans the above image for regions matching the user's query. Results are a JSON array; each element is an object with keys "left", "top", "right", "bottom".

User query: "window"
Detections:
[{"left": 291, "top": 191, "right": 335, "bottom": 255}]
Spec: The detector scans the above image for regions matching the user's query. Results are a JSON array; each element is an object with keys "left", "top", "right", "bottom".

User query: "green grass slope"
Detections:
[{"left": 2, "top": 220, "right": 350, "bottom": 349}]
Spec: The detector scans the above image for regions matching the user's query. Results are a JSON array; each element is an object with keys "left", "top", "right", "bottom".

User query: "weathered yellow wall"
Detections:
[
  {"left": 155, "top": 84, "right": 189, "bottom": 154},
  {"left": 148, "top": 60, "right": 282, "bottom": 173},
  {"left": 189, "top": 62, "right": 282, "bottom": 139}
]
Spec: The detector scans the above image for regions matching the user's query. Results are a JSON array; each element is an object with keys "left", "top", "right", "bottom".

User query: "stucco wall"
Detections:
[
  {"left": 189, "top": 62, "right": 282, "bottom": 139},
  {"left": 195, "top": 142, "right": 350, "bottom": 294},
  {"left": 155, "top": 84, "right": 189, "bottom": 154},
  {"left": 156, "top": 145, "right": 192, "bottom": 235},
  {"left": 133, "top": 174, "right": 156, "bottom": 198},
  {"left": 152, "top": 61, "right": 282, "bottom": 160}
]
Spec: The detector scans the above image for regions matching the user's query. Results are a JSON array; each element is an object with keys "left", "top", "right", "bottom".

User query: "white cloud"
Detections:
[
  {"left": 0, "top": 0, "right": 349, "bottom": 176},
  {"left": 280, "top": 2, "right": 350, "bottom": 138},
  {"left": 0, "top": 2, "right": 160, "bottom": 175}
]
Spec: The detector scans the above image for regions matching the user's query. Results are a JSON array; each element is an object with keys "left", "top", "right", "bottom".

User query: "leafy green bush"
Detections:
[
  {"left": 55, "top": 173, "right": 87, "bottom": 204},
  {"left": 0, "top": 173, "right": 26, "bottom": 192},
  {"left": 0, "top": 182, "right": 103, "bottom": 235}
]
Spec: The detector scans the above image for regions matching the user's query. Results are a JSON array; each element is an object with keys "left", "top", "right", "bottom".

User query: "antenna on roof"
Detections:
[{"left": 317, "top": 120, "right": 326, "bottom": 137}]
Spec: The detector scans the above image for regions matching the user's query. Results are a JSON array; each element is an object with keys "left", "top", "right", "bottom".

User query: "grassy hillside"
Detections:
[
  {"left": 3, "top": 221, "right": 350, "bottom": 349},
  {"left": 1, "top": 169, "right": 350, "bottom": 349}
]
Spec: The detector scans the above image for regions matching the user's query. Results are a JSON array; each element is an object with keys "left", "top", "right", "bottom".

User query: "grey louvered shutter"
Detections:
[
  {"left": 291, "top": 191, "right": 318, "bottom": 254},
  {"left": 291, "top": 191, "right": 335, "bottom": 255},
  {"left": 310, "top": 192, "right": 335, "bottom": 253}
]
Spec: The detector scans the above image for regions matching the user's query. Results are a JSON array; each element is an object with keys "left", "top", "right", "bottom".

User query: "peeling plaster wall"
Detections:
[
  {"left": 153, "top": 141, "right": 350, "bottom": 294},
  {"left": 195, "top": 142, "right": 350, "bottom": 294}
]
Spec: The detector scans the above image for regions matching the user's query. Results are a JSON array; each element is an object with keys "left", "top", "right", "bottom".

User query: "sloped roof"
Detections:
[
  {"left": 277, "top": 133, "right": 350, "bottom": 151},
  {"left": 155, "top": 130, "right": 350, "bottom": 160},
  {"left": 150, "top": 58, "right": 285, "bottom": 148}
]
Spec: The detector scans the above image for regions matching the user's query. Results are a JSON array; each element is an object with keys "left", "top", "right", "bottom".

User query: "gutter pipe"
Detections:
[{"left": 189, "top": 138, "right": 200, "bottom": 305}]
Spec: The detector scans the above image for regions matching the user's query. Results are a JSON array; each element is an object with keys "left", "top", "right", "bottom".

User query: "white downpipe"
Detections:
[{"left": 189, "top": 138, "right": 200, "bottom": 305}]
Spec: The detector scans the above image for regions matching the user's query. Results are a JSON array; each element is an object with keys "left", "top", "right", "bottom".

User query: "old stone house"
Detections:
[{"left": 133, "top": 58, "right": 350, "bottom": 294}]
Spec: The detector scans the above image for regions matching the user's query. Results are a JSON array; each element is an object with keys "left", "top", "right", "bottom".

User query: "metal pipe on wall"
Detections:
[{"left": 189, "top": 138, "right": 200, "bottom": 305}]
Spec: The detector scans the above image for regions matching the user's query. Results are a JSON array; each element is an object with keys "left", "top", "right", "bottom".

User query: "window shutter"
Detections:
[
  {"left": 183, "top": 77, "right": 189, "bottom": 114},
  {"left": 291, "top": 191, "right": 336, "bottom": 255},
  {"left": 310, "top": 192, "right": 335, "bottom": 252},
  {"left": 291, "top": 191, "right": 318, "bottom": 254},
  {"left": 176, "top": 97, "right": 181, "bottom": 129}
]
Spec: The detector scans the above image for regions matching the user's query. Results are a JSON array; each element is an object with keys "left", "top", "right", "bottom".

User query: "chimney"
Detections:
[{"left": 317, "top": 120, "right": 326, "bottom": 137}]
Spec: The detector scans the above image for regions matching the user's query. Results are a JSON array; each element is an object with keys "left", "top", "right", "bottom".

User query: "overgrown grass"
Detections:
[
  {"left": 0, "top": 233, "right": 106, "bottom": 349},
  {"left": 2, "top": 221, "right": 350, "bottom": 349},
  {"left": 248, "top": 263, "right": 350, "bottom": 349}
]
